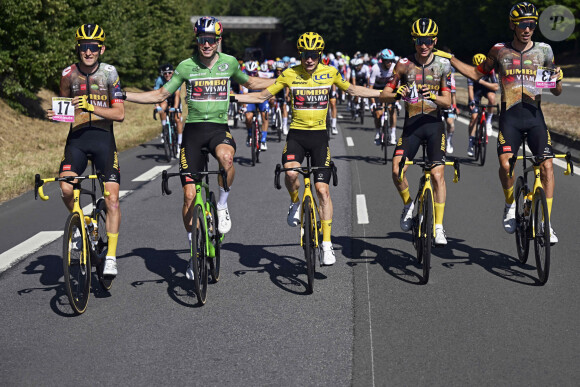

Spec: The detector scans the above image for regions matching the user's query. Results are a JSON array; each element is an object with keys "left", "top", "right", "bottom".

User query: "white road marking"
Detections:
[
  {"left": 346, "top": 137, "right": 355, "bottom": 147},
  {"left": 356, "top": 194, "right": 369, "bottom": 224},
  {"left": 456, "top": 116, "right": 575, "bottom": 175},
  {"left": 132, "top": 165, "right": 172, "bottom": 182},
  {"left": 0, "top": 231, "right": 63, "bottom": 273}
]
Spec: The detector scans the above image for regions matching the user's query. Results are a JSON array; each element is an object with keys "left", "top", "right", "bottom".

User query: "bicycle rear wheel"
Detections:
[
  {"left": 420, "top": 190, "right": 433, "bottom": 284},
  {"left": 162, "top": 125, "right": 171, "bottom": 162},
  {"left": 514, "top": 177, "right": 530, "bottom": 264},
  {"left": 533, "top": 187, "right": 550, "bottom": 285},
  {"left": 93, "top": 198, "right": 112, "bottom": 290},
  {"left": 208, "top": 192, "right": 221, "bottom": 283},
  {"left": 63, "top": 212, "right": 91, "bottom": 314},
  {"left": 478, "top": 121, "right": 487, "bottom": 166},
  {"left": 250, "top": 120, "right": 257, "bottom": 166},
  {"left": 191, "top": 204, "right": 209, "bottom": 305},
  {"left": 303, "top": 196, "right": 316, "bottom": 294}
]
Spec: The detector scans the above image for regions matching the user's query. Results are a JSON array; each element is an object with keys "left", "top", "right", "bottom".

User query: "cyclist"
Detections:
[
  {"left": 241, "top": 61, "right": 271, "bottom": 150},
  {"left": 380, "top": 18, "right": 452, "bottom": 246},
  {"left": 154, "top": 63, "right": 184, "bottom": 156},
  {"left": 273, "top": 60, "right": 290, "bottom": 135},
  {"left": 466, "top": 53, "right": 499, "bottom": 157},
  {"left": 233, "top": 32, "right": 381, "bottom": 265},
  {"left": 437, "top": 2, "right": 563, "bottom": 243},
  {"left": 441, "top": 52, "right": 459, "bottom": 154},
  {"left": 350, "top": 58, "right": 370, "bottom": 118},
  {"left": 370, "top": 48, "right": 399, "bottom": 145},
  {"left": 125, "top": 17, "right": 275, "bottom": 276},
  {"left": 46, "top": 24, "right": 124, "bottom": 276}
]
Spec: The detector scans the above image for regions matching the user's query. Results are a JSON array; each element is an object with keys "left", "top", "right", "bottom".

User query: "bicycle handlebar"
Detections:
[
  {"left": 397, "top": 157, "right": 460, "bottom": 183},
  {"left": 34, "top": 174, "right": 109, "bottom": 201},
  {"left": 508, "top": 152, "right": 574, "bottom": 178},
  {"left": 162, "top": 168, "right": 229, "bottom": 196},
  {"left": 274, "top": 162, "right": 338, "bottom": 190}
]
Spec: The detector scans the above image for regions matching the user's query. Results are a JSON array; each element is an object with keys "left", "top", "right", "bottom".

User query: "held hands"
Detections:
[
  {"left": 77, "top": 95, "right": 95, "bottom": 112},
  {"left": 432, "top": 49, "right": 453, "bottom": 60},
  {"left": 394, "top": 85, "right": 408, "bottom": 100}
]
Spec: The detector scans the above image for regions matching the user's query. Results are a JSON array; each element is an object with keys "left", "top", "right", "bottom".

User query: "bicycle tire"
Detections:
[
  {"left": 360, "top": 107, "right": 364, "bottom": 124},
  {"left": 63, "top": 212, "right": 91, "bottom": 314},
  {"left": 473, "top": 122, "right": 481, "bottom": 161},
  {"left": 514, "top": 176, "right": 530, "bottom": 264},
  {"left": 381, "top": 120, "right": 389, "bottom": 165},
  {"left": 533, "top": 187, "right": 550, "bottom": 285},
  {"left": 93, "top": 198, "right": 112, "bottom": 290},
  {"left": 479, "top": 121, "right": 487, "bottom": 166},
  {"left": 276, "top": 108, "right": 283, "bottom": 142},
  {"left": 303, "top": 196, "right": 315, "bottom": 294},
  {"left": 255, "top": 120, "right": 261, "bottom": 164},
  {"left": 191, "top": 204, "right": 209, "bottom": 305},
  {"left": 162, "top": 125, "right": 171, "bottom": 162},
  {"left": 208, "top": 191, "right": 221, "bottom": 283},
  {"left": 169, "top": 115, "right": 178, "bottom": 159},
  {"left": 251, "top": 120, "right": 257, "bottom": 166},
  {"left": 420, "top": 190, "right": 433, "bottom": 284}
]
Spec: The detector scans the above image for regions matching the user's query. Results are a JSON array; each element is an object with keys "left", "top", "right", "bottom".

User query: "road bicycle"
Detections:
[
  {"left": 34, "top": 164, "right": 112, "bottom": 314},
  {"left": 154, "top": 108, "right": 179, "bottom": 162},
  {"left": 161, "top": 150, "right": 228, "bottom": 305},
  {"left": 271, "top": 99, "right": 284, "bottom": 142},
  {"left": 472, "top": 104, "right": 498, "bottom": 166},
  {"left": 274, "top": 154, "right": 338, "bottom": 294},
  {"left": 373, "top": 103, "right": 390, "bottom": 165},
  {"left": 508, "top": 135, "right": 574, "bottom": 285},
  {"left": 351, "top": 99, "right": 365, "bottom": 124},
  {"left": 397, "top": 144, "right": 460, "bottom": 284}
]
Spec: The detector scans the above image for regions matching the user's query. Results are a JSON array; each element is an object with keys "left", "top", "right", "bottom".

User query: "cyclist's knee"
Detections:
[
  {"left": 183, "top": 185, "right": 196, "bottom": 203},
  {"left": 104, "top": 194, "right": 120, "bottom": 210},
  {"left": 315, "top": 184, "right": 330, "bottom": 202}
]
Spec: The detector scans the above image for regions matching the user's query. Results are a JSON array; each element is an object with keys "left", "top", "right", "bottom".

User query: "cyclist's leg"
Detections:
[
  {"left": 388, "top": 103, "right": 398, "bottom": 143},
  {"left": 59, "top": 140, "right": 88, "bottom": 211},
  {"left": 259, "top": 101, "right": 269, "bottom": 145},
  {"left": 159, "top": 100, "right": 169, "bottom": 126},
  {"left": 209, "top": 125, "right": 237, "bottom": 233},
  {"left": 245, "top": 104, "right": 255, "bottom": 144},
  {"left": 527, "top": 114, "right": 555, "bottom": 215},
  {"left": 426, "top": 123, "right": 447, "bottom": 224},
  {"left": 486, "top": 91, "right": 496, "bottom": 131},
  {"left": 282, "top": 130, "right": 306, "bottom": 226},
  {"left": 179, "top": 123, "right": 206, "bottom": 233}
]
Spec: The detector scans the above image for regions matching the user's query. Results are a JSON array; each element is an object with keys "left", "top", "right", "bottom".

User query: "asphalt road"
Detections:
[{"left": 1, "top": 104, "right": 579, "bottom": 385}]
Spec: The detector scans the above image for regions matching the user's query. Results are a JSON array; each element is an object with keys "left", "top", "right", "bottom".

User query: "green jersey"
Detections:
[{"left": 164, "top": 53, "right": 249, "bottom": 124}]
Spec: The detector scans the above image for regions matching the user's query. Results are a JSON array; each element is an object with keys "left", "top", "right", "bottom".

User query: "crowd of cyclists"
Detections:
[{"left": 46, "top": 1, "right": 565, "bottom": 282}]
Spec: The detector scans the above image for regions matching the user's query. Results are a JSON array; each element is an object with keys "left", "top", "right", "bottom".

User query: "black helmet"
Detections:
[{"left": 159, "top": 63, "right": 174, "bottom": 75}]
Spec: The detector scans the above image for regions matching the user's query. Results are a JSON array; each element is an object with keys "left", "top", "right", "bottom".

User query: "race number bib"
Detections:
[
  {"left": 403, "top": 81, "right": 418, "bottom": 104},
  {"left": 52, "top": 97, "right": 74, "bottom": 122},
  {"left": 535, "top": 67, "right": 556, "bottom": 89}
]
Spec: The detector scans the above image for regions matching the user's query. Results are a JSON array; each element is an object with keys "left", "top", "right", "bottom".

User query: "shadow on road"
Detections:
[{"left": 225, "top": 242, "right": 327, "bottom": 295}]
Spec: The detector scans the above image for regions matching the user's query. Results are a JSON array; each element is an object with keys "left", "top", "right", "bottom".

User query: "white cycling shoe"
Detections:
[
  {"left": 321, "top": 243, "right": 336, "bottom": 266},
  {"left": 103, "top": 257, "right": 118, "bottom": 276},
  {"left": 503, "top": 204, "right": 516, "bottom": 234},
  {"left": 434, "top": 226, "right": 448, "bottom": 246},
  {"left": 287, "top": 201, "right": 301, "bottom": 227},
  {"left": 217, "top": 207, "right": 232, "bottom": 234},
  {"left": 400, "top": 202, "right": 414, "bottom": 232}
]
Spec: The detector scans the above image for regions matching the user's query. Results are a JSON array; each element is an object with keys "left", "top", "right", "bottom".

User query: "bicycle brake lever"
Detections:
[
  {"left": 34, "top": 174, "right": 40, "bottom": 200},
  {"left": 565, "top": 152, "right": 574, "bottom": 176}
]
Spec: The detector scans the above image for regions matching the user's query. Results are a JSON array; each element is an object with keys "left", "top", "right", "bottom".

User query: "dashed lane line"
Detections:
[
  {"left": 0, "top": 231, "right": 63, "bottom": 273},
  {"left": 356, "top": 194, "right": 369, "bottom": 224},
  {"left": 132, "top": 165, "right": 172, "bottom": 182},
  {"left": 346, "top": 137, "right": 355, "bottom": 147}
]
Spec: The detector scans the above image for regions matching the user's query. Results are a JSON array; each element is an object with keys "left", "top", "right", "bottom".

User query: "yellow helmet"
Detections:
[
  {"left": 75, "top": 24, "right": 105, "bottom": 42},
  {"left": 509, "top": 2, "right": 539, "bottom": 22},
  {"left": 472, "top": 53, "right": 486, "bottom": 66},
  {"left": 297, "top": 32, "right": 325, "bottom": 53},
  {"left": 411, "top": 18, "right": 438, "bottom": 37}
]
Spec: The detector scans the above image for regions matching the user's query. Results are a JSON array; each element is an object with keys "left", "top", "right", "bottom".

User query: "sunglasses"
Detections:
[
  {"left": 78, "top": 43, "right": 102, "bottom": 52},
  {"left": 513, "top": 20, "right": 537, "bottom": 30},
  {"left": 413, "top": 37, "right": 435, "bottom": 46},
  {"left": 197, "top": 36, "right": 219, "bottom": 45},
  {"left": 163, "top": 71, "right": 173, "bottom": 75},
  {"left": 300, "top": 51, "right": 320, "bottom": 60}
]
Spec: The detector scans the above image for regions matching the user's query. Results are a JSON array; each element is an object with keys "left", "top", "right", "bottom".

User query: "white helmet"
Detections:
[
  {"left": 260, "top": 62, "right": 268, "bottom": 72},
  {"left": 246, "top": 61, "right": 258, "bottom": 72},
  {"left": 336, "top": 51, "right": 343, "bottom": 58},
  {"left": 328, "top": 53, "right": 335, "bottom": 61}
]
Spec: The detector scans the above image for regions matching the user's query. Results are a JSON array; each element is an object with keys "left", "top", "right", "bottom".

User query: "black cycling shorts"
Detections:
[
  {"left": 471, "top": 88, "right": 495, "bottom": 114},
  {"left": 282, "top": 129, "right": 331, "bottom": 184},
  {"left": 60, "top": 128, "right": 120, "bottom": 183},
  {"left": 393, "top": 115, "right": 446, "bottom": 163},
  {"left": 497, "top": 103, "right": 553, "bottom": 157},
  {"left": 179, "top": 122, "right": 236, "bottom": 186}
]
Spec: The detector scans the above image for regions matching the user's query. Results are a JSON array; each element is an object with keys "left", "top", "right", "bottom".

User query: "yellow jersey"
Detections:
[{"left": 267, "top": 64, "right": 350, "bottom": 130}]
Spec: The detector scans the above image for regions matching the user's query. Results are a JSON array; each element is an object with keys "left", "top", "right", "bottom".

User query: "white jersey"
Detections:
[{"left": 370, "top": 62, "right": 396, "bottom": 89}]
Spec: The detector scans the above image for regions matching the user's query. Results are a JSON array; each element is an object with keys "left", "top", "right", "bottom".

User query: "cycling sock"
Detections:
[
  {"left": 321, "top": 219, "right": 332, "bottom": 242},
  {"left": 161, "top": 120, "right": 166, "bottom": 126},
  {"left": 399, "top": 187, "right": 412, "bottom": 206},
  {"left": 290, "top": 190, "right": 299, "bottom": 203},
  {"left": 468, "top": 136, "right": 475, "bottom": 146},
  {"left": 487, "top": 113, "right": 493, "bottom": 124},
  {"left": 218, "top": 186, "right": 229, "bottom": 209},
  {"left": 391, "top": 127, "right": 396, "bottom": 134},
  {"left": 178, "top": 133, "right": 182, "bottom": 145},
  {"left": 261, "top": 131, "right": 267, "bottom": 143},
  {"left": 503, "top": 186, "right": 514, "bottom": 205},
  {"left": 447, "top": 132, "right": 454, "bottom": 142},
  {"left": 434, "top": 202, "right": 445, "bottom": 225},
  {"left": 283, "top": 117, "right": 288, "bottom": 128},
  {"left": 546, "top": 197, "right": 553, "bottom": 219},
  {"left": 331, "top": 118, "right": 337, "bottom": 128},
  {"left": 106, "top": 232, "right": 118, "bottom": 258}
]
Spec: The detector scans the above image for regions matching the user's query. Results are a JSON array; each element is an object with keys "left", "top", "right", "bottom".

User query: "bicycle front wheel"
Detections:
[
  {"left": 381, "top": 121, "right": 389, "bottom": 165},
  {"left": 478, "top": 121, "right": 487, "bottom": 166},
  {"left": 303, "top": 196, "right": 316, "bottom": 294},
  {"left": 420, "top": 190, "right": 433, "bottom": 284},
  {"left": 162, "top": 125, "right": 171, "bottom": 162},
  {"left": 533, "top": 187, "right": 551, "bottom": 285},
  {"left": 251, "top": 121, "right": 257, "bottom": 166},
  {"left": 276, "top": 108, "right": 283, "bottom": 142},
  {"left": 208, "top": 192, "right": 221, "bottom": 283},
  {"left": 63, "top": 212, "right": 91, "bottom": 314},
  {"left": 514, "top": 177, "right": 530, "bottom": 264},
  {"left": 93, "top": 198, "right": 112, "bottom": 290},
  {"left": 191, "top": 204, "right": 209, "bottom": 305}
]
